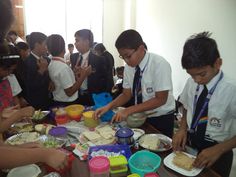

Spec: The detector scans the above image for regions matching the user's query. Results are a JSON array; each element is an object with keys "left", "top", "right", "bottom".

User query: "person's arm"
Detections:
[
  {"left": 64, "top": 66, "right": 92, "bottom": 96},
  {"left": 172, "top": 109, "right": 188, "bottom": 150},
  {"left": 193, "top": 135, "right": 236, "bottom": 168},
  {"left": 111, "top": 90, "right": 169, "bottom": 122},
  {"left": 0, "top": 146, "right": 67, "bottom": 170},
  {"left": 0, "top": 106, "right": 34, "bottom": 132},
  {"left": 94, "top": 88, "right": 132, "bottom": 119}
]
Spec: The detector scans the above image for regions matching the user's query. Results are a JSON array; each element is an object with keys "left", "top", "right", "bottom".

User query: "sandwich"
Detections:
[{"left": 172, "top": 152, "right": 195, "bottom": 171}]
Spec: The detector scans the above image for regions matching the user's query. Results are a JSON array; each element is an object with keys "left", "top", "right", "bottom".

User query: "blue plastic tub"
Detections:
[{"left": 128, "top": 150, "right": 161, "bottom": 177}]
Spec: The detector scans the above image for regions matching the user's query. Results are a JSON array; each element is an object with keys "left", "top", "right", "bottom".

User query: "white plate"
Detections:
[
  {"left": 164, "top": 152, "right": 203, "bottom": 176},
  {"left": 132, "top": 128, "right": 145, "bottom": 141},
  {"left": 5, "top": 132, "right": 40, "bottom": 145},
  {"left": 7, "top": 164, "right": 41, "bottom": 177},
  {"left": 138, "top": 134, "right": 172, "bottom": 152}
]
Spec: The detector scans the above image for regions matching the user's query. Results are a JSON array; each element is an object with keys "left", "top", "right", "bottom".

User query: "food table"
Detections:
[
  {"left": 1, "top": 108, "right": 222, "bottom": 177},
  {"left": 66, "top": 123, "right": 221, "bottom": 177}
]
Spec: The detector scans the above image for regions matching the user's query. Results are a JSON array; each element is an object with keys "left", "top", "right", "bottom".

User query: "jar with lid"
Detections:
[
  {"left": 115, "top": 127, "right": 134, "bottom": 145},
  {"left": 89, "top": 156, "right": 110, "bottom": 177}
]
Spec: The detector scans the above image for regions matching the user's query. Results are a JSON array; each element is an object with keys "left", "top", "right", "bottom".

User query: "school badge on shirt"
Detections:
[
  {"left": 146, "top": 87, "right": 153, "bottom": 93},
  {"left": 209, "top": 117, "right": 222, "bottom": 129}
]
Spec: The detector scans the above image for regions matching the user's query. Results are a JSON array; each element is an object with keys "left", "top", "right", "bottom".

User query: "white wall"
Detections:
[{"left": 103, "top": 0, "right": 236, "bottom": 97}]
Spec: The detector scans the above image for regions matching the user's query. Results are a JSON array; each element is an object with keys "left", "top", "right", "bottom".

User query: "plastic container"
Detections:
[
  {"left": 64, "top": 104, "right": 84, "bottom": 121},
  {"left": 109, "top": 155, "right": 128, "bottom": 177},
  {"left": 127, "top": 112, "right": 147, "bottom": 128},
  {"left": 127, "top": 174, "right": 140, "bottom": 177},
  {"left": 88, "top": 144, "right": 132, "bottom": 160},
  {"left": 83, "top": 111, "right": 99, "bottom": 128},
  {"left": 115, "top": 128, "right": 134, "bottom": 145},
  {"left": 128, "top": 150, "right": 161, "bottom": 177},
  {"left": 144, "top": 172, "right": 160, "bottom": 177},
  {"left": 92, "top": 92, "right": 114, "bottom": 122},
  {"left": 89, "top": 156, "right": 110, "bottom": 177},
  {"left": 48, "top": 126, "right": 68, "bottom": 139}
]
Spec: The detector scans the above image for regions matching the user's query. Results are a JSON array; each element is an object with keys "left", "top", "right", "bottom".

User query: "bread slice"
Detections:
[
  {"left": 83, "top": 131, "right": 102, "bottom": 141},
  {"left": 172, "top": 152, "right": 195, "bottom": 171}
]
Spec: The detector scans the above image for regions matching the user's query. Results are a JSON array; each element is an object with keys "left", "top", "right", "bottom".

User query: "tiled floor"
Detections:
[{"left": 230, "top": 149, "right": 236, "bottom": 177}]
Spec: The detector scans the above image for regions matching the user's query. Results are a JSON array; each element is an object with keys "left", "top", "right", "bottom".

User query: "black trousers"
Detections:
[
  {"left": 77, "top": 93, "right": 94, "bottom": 107},
  {"left": 146, "top": 112, "right": 175, "bottom": 138},
  {"left": 212, "top": 150, "right": 233, "bottom": 177}
]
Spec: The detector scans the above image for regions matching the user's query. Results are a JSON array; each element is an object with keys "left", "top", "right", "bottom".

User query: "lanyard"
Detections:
[
  {"left": 190, "top": 72, "right": 224, "bottom": 132},
  {"left": 134, "top": 54, "right": 149, "bottom": 104},
  {"left": 52, "top": 57, "right": 66, "bottom": 64}
]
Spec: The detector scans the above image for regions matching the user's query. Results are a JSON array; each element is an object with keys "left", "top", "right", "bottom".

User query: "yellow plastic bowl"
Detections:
[
  {"left": 83, "top": 111, "right": 99, "bottom": 128},
  {"left": 65, "top": 104, "right": 85, "bottom": 120}
]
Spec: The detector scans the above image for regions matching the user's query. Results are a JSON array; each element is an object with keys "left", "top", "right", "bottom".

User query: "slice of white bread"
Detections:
[
  {"left": 172, "top": 152, "right": 195, "bottom": 171},
  {"left": 82, "top": 131, "right": 102, "bottom": 141}
]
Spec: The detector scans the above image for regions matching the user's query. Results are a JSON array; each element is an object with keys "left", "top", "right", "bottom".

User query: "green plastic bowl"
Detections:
[{"left": 128, "top": 150, "right": 161, "bottom": 177}]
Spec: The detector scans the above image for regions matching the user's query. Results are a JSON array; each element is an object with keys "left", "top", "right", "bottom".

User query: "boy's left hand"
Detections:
[{"left": 193, "top": 145, "right": 223, "bottom": 168}]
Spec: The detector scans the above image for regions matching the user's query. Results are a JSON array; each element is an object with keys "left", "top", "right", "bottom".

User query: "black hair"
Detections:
[
  {"left": 0, "top": 43, "right": 19, "bottom": 70},
  {"left": 115, "top": 29, "right": 144, "bottom": 50},
  {"left": 94, "top": 43, "right": 106, "bottom": 53},
  {"left": 16, "top": 42, "right": 29, "bottom": 51},
  {"left": 0, "top": 0, "right": 14, "bottom": 42},
  {"left": 46, "top": 34, "right": 65, "bottom": 56},
  {"left": 8, "top": 30, "right": 18, "bottom": 36},
  {"left": 181, "top": 31, "right": 220, "bottom": 69},
  {"left": 28, "top": 32, "right": 47, "bottom": 50},
  {"left": 68, "top": 43, "right": 74, "bottom": 48},
  {"left": 74, "top": 29, "right": 94, "bottom": 47},
  {"left": 116, "top": 66, "right": 124, "bottom": 73}
]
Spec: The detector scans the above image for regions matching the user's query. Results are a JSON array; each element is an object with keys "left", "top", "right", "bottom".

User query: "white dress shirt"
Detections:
[
  {"left": 123, "top": 52, "right": 175, "bottom": 117},
  {"left": 180, "top": 70, "right": 236, "bottom": 142}
]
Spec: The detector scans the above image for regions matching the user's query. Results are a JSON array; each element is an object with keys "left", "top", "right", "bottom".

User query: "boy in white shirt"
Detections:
[{"left": 172, "top": 32, "right": 236, "bottom": 177}]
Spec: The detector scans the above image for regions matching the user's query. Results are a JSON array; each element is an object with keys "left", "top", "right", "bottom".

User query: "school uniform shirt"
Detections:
[
  {"left": 123, "top": 52, "right": 175, "bottom": 117},
  {"left": 179, "top": 70, "right": 236, "bottom": 142},
  {"left": 80, "top": 51, "right": 90, "bottom": 91},
  {"left": 7, "top": 74, "right": 22, "bottom": 96},
  {"left": 48, "top": 57, "right": 78, "bottom": 102}
]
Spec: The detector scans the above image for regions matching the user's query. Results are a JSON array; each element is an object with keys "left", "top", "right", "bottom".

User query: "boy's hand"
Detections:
[
  {"left": 193, "top": 145, "right": 224, "bottom": 168},
  {"left": 44, "top": 149, "right": 68, "bottom": 170},
  {"left": 94, "top": 106, "right": 110, "bottom": 120},
  {"left": 111, "top": 108, "right": 129, "bottom": 123},
  {"left": 18, "top": 106, "right": 35, "bottom": 119},
  {"left": 172, "top": 129, "right": 187, "bottom": 151}
]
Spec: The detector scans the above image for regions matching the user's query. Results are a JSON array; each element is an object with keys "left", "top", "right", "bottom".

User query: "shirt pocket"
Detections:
[{"left": 143, "top": 81, "right": 155, "bottom": 98}]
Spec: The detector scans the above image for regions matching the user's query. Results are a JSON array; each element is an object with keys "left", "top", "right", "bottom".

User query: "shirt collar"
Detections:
[
  {"left": 31, "top": 51, "right": 40, "bottom": 60},
  {"left": 205, "top": 70, "right": 222, "bottom": 90},
  {"left": 82, "top": 50, "right": 90, "bottom": 60},
  {"left": 138, "top": 52, "right": 148, "bottom": 71}
]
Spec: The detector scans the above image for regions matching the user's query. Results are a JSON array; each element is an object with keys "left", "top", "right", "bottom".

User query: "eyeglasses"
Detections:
[{"left": 119, "top": 49, "right": 137, "bottom": 61}]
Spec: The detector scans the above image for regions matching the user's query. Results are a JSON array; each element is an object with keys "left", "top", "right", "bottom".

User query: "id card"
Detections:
[{"left": 185, "top": 145, "right": 198, "bottom": 156}]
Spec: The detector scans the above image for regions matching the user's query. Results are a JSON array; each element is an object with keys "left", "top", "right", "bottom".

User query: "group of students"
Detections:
[
  {"left": 0, "top": 0, "right": 236, "bottom": 176},
  {"left": 93, "top": 30, "right": 236, "bottom": 177}
]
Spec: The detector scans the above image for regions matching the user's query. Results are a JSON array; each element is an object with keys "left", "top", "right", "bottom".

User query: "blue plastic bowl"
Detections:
[{"left": 128, "top": 150, "right": 161, "bottom": 177}]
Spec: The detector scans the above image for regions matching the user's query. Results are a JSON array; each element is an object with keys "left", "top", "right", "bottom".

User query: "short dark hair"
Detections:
[
  {"left": 94, "top": 43, "right": 106, "bottom": 53},
  {"left": 46, "top": 34, "right": 65, "bottom": 56},
  {"left": 68, "top": 43, "right": 74, "bottom": 48},
  {"left": 0, "top": 0, "right": 14, "bottom": 42},
  {"left": 0, "top": 44, "right": 19, "bottom": 69},
  {"left": 115, "top": 29, "right": 144, "bottom": 50},
  {"left": 74, "top": 29, "right": 94, "bottom": 47},
  {"left": 8, "top": 30, "right": 17, "bottom": 36},
  {"left": 181, "top": 31, "right": 220, "bottom": 69},
  {"left": 28, "top": 32, "right": 47, "bottom": 50},
  {"left": 16, "top": 42, "right": 29, "bottom": 51}
]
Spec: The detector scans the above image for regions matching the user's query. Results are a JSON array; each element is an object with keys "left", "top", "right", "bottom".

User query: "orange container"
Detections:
[
  {"left": 55, "top": 114, "right": 68, "bottom": 125},
  {"left": 64, "top": 104, "right": 85, "bottom": 121}
]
